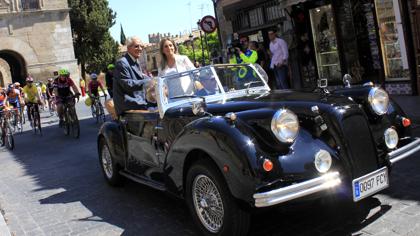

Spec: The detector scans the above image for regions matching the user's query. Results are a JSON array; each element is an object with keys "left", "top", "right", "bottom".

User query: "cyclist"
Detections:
[
  {"left": 54, "top": 69, "right": 80, "bottom": 127},
  {"left": 88, "top": 73, "right": 106, "bottom": 98},
  {"left": 88, "top": 73, "right": 106, "bottom": 113},
  {"left": 0, "top": 87, "right": 8, "bottom": 145},
  {"left": 6, "top": 84, "right": 22, "bottom": 124},
  {"left": 0, "top": 87, "right": 6, "bottom": 113},
  {"left": 23, "top": 76, "right": 42, "bottom": 125},
  {"left": 46, "top": 78, "right": 55, "bottom": 113}
]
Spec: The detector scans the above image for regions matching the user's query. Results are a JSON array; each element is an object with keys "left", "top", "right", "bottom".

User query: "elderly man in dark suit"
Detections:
[{"left": 113, "top": 36, "right": 151, "bottom": 116}]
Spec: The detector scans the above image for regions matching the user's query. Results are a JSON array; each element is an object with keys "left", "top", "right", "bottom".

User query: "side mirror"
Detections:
[
  {"left": 343, "top": 74, "right": 352, "bottom": 88},
  {"left": 192, "top": 99, "right": 208, "bottom": 116}
]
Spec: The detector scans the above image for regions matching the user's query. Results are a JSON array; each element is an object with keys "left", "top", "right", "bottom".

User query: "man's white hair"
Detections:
[{"left": 126, "top": 36, "right": 143, "bottom": 47}]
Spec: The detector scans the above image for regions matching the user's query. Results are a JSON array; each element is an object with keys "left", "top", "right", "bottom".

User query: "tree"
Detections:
[
  {"left": 178, "top": 31, "right": 221, "bottom": 66},
  {"left": 68, "top": 0, "right": 118, "bottom": 78}
]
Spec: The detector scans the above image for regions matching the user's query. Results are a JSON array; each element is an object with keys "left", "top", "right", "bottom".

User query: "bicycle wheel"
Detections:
[
  {"left": 20, "top": 106, "right": 26, "bottom": 124},
  {"left": 18, "top": 113, "right": 23, "bottom": 133},
  {"left": 5, "top": 123, "right": 14, "bottom": 150},
  {"left": 63, "top": 108, "right": 70, "bottom": 136},
  {"left": 30, "top": 107, "right": 37, "bottom": 134},
  {"left": 98, "top": 102, "right": 106, "bottom": 123},
  {"left": 69, "top": 106, "right": 80, "bottom": 139},
  {"left": 35, "top": 110, "right": 42, "bottom": 136},
  {"left": 91, "top": 104, "right": 96, "bottom": 119}
]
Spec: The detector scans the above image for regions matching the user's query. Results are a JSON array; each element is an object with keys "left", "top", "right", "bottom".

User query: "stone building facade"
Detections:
[
  {"left": 215, "top": 0, "right": 419, "bottom": 95},
  {"left": 0, "top": 0, "right": 78, "bottom": 87}
]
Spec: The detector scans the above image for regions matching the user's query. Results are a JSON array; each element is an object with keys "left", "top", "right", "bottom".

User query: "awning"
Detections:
[{"left": 279, "top": 0, "right": 309, "bottom": 8}]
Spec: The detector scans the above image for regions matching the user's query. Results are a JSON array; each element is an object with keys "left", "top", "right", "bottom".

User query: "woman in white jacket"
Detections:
[{"left": 158, "top": 38, "right": 196, "bottom": 98}]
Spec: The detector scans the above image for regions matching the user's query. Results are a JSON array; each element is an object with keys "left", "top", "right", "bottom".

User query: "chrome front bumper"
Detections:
[
  {"left": 388, "top": 138, "right": 420, "bottom": 164},
  {"left": 253, "top": 172, "right": 341, "bottom": 208}
]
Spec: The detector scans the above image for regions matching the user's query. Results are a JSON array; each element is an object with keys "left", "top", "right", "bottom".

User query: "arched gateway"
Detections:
[{"left": 0, "top": 50, "right": 27, "bottom": 87}]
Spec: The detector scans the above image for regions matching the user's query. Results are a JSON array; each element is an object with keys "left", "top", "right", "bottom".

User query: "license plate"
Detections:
[{"left": 352, "top": 167, "right": 389, "bottom": 202}]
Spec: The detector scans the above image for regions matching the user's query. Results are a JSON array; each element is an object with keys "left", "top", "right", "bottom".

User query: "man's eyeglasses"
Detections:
[{"left": 131, "top": 44, "right": 144, "bottom": 49}]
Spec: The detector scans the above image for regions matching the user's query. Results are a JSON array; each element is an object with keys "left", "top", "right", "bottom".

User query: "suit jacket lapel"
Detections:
[{"left": 125, "top": 54, "right": 144, "bottom": 80}]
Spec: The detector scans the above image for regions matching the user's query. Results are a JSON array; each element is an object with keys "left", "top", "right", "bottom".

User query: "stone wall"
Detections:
[{"left": 0, "top": 3, "right": 79, "bottom": 84}]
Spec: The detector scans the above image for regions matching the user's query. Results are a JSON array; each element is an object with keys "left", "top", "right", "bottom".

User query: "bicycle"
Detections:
[
  {"left": 27, "top": 102, "right": 42, "bottom": 135},
  {"left": 0, "top": 109, "right": 15, "bottom": 150},
  {"left": 62, "top": 95, "right": 80, "bottom": 139},
  {"left": 90, "top": 95, "right": 106, "bottom": 123},
  {"left": 8, "top": 108, "right": 23, "bottom": 134}
]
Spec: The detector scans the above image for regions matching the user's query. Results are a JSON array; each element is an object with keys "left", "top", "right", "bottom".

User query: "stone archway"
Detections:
[
  {"left": 0, "top": 50, "right": 27, "bottom": 86},
  {"left": 0, "top": 57, "right": 12, "bottom": 87}
]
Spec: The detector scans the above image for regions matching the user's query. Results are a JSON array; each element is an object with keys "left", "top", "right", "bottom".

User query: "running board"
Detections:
[{"left": 119, "top": 171, "right": 166, "bottom": 191}]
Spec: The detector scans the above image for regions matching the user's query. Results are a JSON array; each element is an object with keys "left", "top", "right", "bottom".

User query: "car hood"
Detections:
[{"left": 165, "top": 90, "right": 358, "bottom": 118}]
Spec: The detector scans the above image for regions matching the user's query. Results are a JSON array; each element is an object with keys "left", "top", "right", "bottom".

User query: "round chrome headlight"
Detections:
[
  {"left": 271, "top": 109, "right": 299, "bottom": 143},
  {"left": 314, "top": 150, "right": 332, "bottom": 173},
  {"left": 384, "top": 128, "right": 398, "bottom": 149},
  {"left": 368, "top": 87, "right": 389, "bottom": 115}
]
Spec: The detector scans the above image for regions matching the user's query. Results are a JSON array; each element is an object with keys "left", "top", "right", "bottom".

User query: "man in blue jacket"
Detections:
[{"left": 113, "top": 36, "right": 151, "bottom": 116}]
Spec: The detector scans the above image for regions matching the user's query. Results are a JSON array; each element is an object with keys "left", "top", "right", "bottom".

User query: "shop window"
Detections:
[
  {"left": 375, "top": 0, "right": 410, "bottom": 81},
  {"left": 309, "top": 4, "right": 342, "bottom": 83},
  {"left": 249, "top": 8, "right": 264, "bottom": 28},
  {"left": 21, "top": 0, "right": 40, "bottom": 10}
]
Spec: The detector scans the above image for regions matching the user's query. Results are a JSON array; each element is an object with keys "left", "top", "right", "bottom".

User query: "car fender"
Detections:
[
  {"left": 165, "top": 116, "right": 260, "bottom": 203},
  {"left": 98, "top": 121, "right": 126, "bottom": 167}
]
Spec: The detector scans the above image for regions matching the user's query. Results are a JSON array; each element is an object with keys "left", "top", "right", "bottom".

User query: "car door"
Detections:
[{"left": 123, "top": 111, "right": 162, "bottom": 180}]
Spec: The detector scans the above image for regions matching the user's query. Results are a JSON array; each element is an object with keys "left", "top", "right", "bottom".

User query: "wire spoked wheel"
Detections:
[
  {"left": 192, "top": 174, "right": 224, "bottom": 233},
  {"left": 186, "top": 160, "right": 250, "bottom": 236}
]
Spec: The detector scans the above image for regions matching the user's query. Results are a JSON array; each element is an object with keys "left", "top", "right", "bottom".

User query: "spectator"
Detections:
[
  {"left": 80, "top": 78, "right": 86, "bottom": 97},
  {"left": 268, "top": 29, "right": 289, "bottom": 89},
  {"left": 105, "top": 64, "right": 115, "bottom": 98}
]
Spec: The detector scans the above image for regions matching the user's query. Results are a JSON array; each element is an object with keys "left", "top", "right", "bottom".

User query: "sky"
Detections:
[{"left": 109, "top": 0, "right": 215, "bottom": 44}]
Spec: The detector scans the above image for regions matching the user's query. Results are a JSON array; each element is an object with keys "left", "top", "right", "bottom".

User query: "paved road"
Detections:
[{"left": 0, "top": 100, "right": 419, "bottom": 236}]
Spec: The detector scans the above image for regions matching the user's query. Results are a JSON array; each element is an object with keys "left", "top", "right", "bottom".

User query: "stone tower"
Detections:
[{"left": 0, "top": 0, "right": 79, "bottom": 86}]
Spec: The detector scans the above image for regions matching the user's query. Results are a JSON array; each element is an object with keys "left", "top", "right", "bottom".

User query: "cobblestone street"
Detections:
[{"left": 0, "top": 101, "right": 419, "bottom": 236}]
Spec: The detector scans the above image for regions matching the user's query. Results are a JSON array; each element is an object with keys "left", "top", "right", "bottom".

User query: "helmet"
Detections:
[
  {"left": 14, "top": 82, "right": 20, "bottom": 87},
  {"left": 90, "top": 73, "right": 98, "bottom": 80},
  {"left": 58, "top": 68, "right": 70, "bottom": 76},
  {"left": 107, "top": 64, "right": 115, "bottom": 70},
  {"left": 48, "top": 78, "right": 53, "bottom": 82},
  {"left": 26, "top": 76, "right": 34, "bottom": 82}
]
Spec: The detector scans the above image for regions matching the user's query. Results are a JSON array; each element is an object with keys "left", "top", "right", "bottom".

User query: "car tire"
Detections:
[
  {"left": 99, "top": 138, "right": 123, "bottom": 186},
  {"left": 186, "top": 159, "right": 250, "bottom": 236}
]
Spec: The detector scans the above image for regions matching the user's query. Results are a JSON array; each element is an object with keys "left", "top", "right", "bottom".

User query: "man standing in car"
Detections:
[{"left": 113, "top": 36, "right": 151, "bottom": 116}]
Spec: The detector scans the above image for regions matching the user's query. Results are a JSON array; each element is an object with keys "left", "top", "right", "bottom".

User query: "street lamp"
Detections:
[
  {"left": 189, "top": 34, "right": 196, "bottom": 63},
  {"left": 210, "top": 0, "right": 223, "bottom": 62},
  {"left": 197, "top": 20, "right": 206, "bottom": 66}
]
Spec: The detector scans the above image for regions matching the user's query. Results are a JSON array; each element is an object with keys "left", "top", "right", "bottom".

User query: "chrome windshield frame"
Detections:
[{"left": 156, "top": 64, "right": 271, "bottom": 119}]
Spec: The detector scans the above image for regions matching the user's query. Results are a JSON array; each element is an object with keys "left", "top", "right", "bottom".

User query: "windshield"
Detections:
[
  {"left": 156, "top": 64, "right": 269, "bottom": 117},
  {"left": 213, "top": 64, "right": 266, "bottom": 92}
]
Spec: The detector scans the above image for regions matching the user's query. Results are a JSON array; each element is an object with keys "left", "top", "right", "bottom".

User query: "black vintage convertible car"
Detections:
[{"left": 98, "top": 64, "right": 420, "bottom": 236}]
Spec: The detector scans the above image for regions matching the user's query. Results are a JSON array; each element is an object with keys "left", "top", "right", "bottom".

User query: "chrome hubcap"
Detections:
[
  {"left": 192, "top": 175, "right": 224, "bottom": 233},
  {"left": 101, "top": 144, "right": 113, "bottom": 179}
]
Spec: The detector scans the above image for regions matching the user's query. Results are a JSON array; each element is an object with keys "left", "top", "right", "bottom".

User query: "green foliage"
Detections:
[
  {"left": 178, "top": 31, "right": 221, "bottom": 65},
  {"left": 68, "top": 0, "right": 118, "bottom": 77}
]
